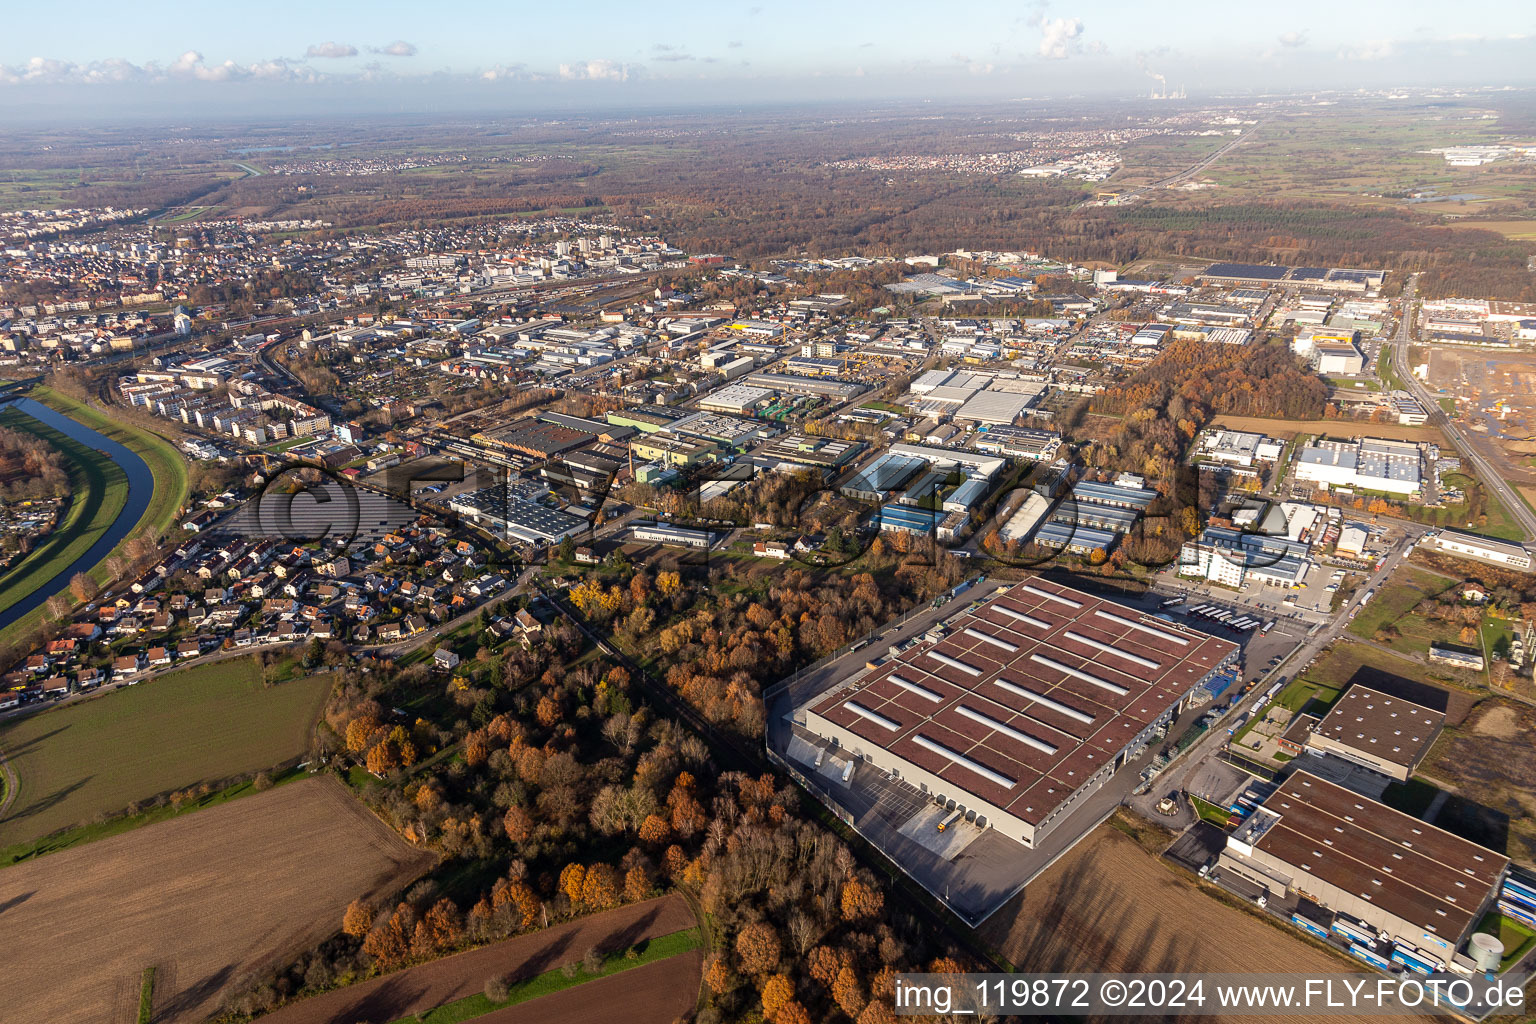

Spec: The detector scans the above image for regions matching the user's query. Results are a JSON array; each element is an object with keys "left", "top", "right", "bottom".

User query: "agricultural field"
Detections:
[
  {"left": 260, "top": 894, "right": 699, "bottom": 1024},
  {"left": 1191, "top": 111, "right": 1524, "bottom": 207},
  {"left": 1208, "top": 414, "right": 1447, "bottom": 445},
  {"left": 0, "top": 776, "right": 434, "bottom": 1024},
  {"left": 467, "top": 954, "right": 704, "bottom": 1024},
  {"left": 979, "top": 823, "right": 1425, "bottom": 1024},
  {"left": 0, "top": 656, "right": 333, "bottom": 849}
]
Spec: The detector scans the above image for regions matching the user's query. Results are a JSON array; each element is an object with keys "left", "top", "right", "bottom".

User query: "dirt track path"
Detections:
[{"left": 259, "top": 894, "right": 697, "bottom": 1024}]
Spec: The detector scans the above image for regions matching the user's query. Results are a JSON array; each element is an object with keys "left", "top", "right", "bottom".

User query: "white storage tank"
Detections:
[{"left": 1469, "top": 932, "right": 1504, "bottom": 973}]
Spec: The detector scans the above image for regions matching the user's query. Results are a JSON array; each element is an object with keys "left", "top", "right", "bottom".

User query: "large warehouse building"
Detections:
[
  {"left": 1294, "top": 437, "right": 1422, "bottom": 496},
  {"left": 801, "top": 579, "right": 1239, "bottom": 849},
  {"left": 1218, "top": 771, "right": 1507, "bottom": 963},
  {"left": 1303, "top": 685, "right": 1444, "bottom": 782}
]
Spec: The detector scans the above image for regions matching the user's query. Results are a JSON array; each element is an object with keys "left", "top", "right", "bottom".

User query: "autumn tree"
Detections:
[
  {"left": 503, "top": 804, "right": 533, "bottom": 843},
  {"left": 581, "top": 863, "right": 620, "bottom": 910},
  {"left": 832, "top": 965, "right": 867, "bottom": 1018},
  {"left": 362, "top": 904, "right": 413, "bottom": 967},
  {"left": 68, "top": 572, "right": 97, "bottom": 602},
  {"left": 560, "top": 863, "right": 587, "bottom": 905},
  {"left": 656, "top": 570, "right": 682, "bottom": 598},
  {"left": 345, "top": 715, "right": 380, "bottom": 753},
  {"left": 623, "top": 864, "right": 650, "bottom": 903},
  {"left": 735, "top": 921, "right": 782, "bottom": 976},
  {"left": 808, "top": 945, "right": 845, "bottom": 987},
  {"left": 840, "top": 878, "right": 883, "bottom": 921},
  {"left": 342, "top": 899, "right": 374, "bottom": 938},
  {"left": 761, "top": 973, "right": 795, "bottom": 1020},
  {"left": 366, "top": 739, "right": 401, "bottom": 775},
  {"left": 776, "top": 1000, "right": 812, "bottom": 1024}
]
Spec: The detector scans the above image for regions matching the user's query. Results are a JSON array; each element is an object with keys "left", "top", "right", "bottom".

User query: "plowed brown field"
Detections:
[
  {"left": 0, "top": 775, "right": 433, "bottom": 1024},
  {"left": 260, "top": 894, "right": 698, "bottom": 1024},
  {"left": 472, "top": 951, "right": 703, "bottom": 1024},
  {"left": 979, "top": 825, "right": 1447, "bottom": 1024}
]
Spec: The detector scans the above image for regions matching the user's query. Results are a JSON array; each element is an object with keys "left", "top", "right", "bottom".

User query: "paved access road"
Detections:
[
  {"left": 1130, "top": 529, "right": 1418, "bottom": 826},
  {"left": 1391, "top": 273, "right": 1536, "bottom": 543}
]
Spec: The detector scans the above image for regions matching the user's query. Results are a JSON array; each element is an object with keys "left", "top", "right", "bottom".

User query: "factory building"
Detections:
[
  {"left": 1199, "top": 429, "right": 1284, "bottom": 467},
  {"left": 1218, "top": 771, "right": 1506, "bottom": 961},
  {"left": 802, "top": 580, "right": 1239, "bottom": 849},
  {"left": 449, "top": 487, "right": 588, "bottom": 544},
  {"left": 1295, "top": 438, "right": 1421, "bottom": 496},
  {"left": 630, "top": 522, "right": 713, "bottom": 549},
  {"left": 1303, "top": 685, "right": 1445, "bottom": 782},
  {"left": 698, "top": 383, "right": 776, "bottom": 415},
  {"left": 1179, "top": 527, "right": 1311, "bottom": 588},
  {"left": 1424, "top": 530, "right": 1532, "bottom": 571},
  {"left": 751, "top": 435, "right": 864, "bottom": 479}
]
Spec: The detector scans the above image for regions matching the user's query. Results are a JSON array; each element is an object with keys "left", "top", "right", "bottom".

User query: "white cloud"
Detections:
[
  {"left": 305, "top": 41, "right": 358, "bottom": 59},
  {"left": 557, "top": 59, "right": 637, "bottom": 81},
  {"left": 1277, "top": 31, "right": 1307, "bottom": 48},
  {"left": 480, "top": 64, "right": 531, "bottom": 81},
  {"left": 0, "top": 50, "right": 318, "bottom": 85},
  {"left": 1338, "top": 39, "right": 1396, "bottom": 61},
  {"left": 1037, "top": 17, "right": 1084, "bottom": 60},
  {"left": 371, "top": 40, "right": 418, "bottom": 57}
]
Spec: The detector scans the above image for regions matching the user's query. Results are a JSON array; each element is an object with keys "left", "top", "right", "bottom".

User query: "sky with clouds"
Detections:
[{"left": 1, "top": 0, "right": 1532, "bottom": 119}]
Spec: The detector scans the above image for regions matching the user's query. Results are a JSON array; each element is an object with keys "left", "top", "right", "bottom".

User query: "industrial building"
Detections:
[
  {"left": 1303, "top": 685, "right": 1445, "bottom": 782},
  {"left": 801, "top": 580, "right": 1239, "bottom": 849},
  {"left": 630, "top": 522, "right": 713, "bottom": 549},
  {"left": 1179, "top": 527, "right": 1311, "bottom": 588},
  {"left": 698, "top": 383, "right": 775, "bottom": 415},
  {"left": 751, "top": 435, "right": 864, "bottom": 478},
  {"left": 606, "top": 407, "right": 688, "bottom": 433},
  {"left": 449, "top": 487, "right": 588, "bottom": 544},
  {"left": 841, "top": 443, "right": 1007, "bottom": 503},
  {"left": 1312, "top": 341, "right": 1366, "bottom": 376},
  {"left": 1199, "top": 263, "right": 1384, "bottom": 293},
  {"left": 971, "top": 425, "right": 1061, "bottom": 460},
  {"left": 1199, "top": 430, "right": 1284, "bottom": 468},
  {"left": 1295, "top": 438, "right": 1421, "bottom": 496},
  {"left": 1218, "top": 771, "right": 1507, "bottom": 962},
  {"left": 629, "top": 434, "right": 717, "bottom": 468},
  {"left": 745, "top": 372, "right": 864, "bottom": 400},
  {"left": 1030, "top": 521, "right": 1116, "bottom": 556},
  {"left": 1424, "top": 530, "right": 1532, "bottom": 571}
]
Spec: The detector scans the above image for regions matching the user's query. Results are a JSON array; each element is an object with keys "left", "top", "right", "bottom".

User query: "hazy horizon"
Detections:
[{"left": 2, "top": 0, "right": 1533, "bottom": 122}]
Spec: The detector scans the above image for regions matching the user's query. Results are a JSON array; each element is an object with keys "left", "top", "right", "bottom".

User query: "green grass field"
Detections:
[
  {"left": 1347, "top": 567, "right": 1457, "bottom": 647},
  {"left": 1475, "top": 911, "right": 1536, "bottom": 972},
  {"left": 0, "top": 656, "right": 332, "bottom": 848},
  {"left": 0, "top": 407, "right": 127, "bottom": 623}
]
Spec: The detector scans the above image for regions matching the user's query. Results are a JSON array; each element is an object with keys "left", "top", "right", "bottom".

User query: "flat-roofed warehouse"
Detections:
[
  {"left": 1218, "top": 771, "right": 1507, "bottom": 961},
  {"left": 802, "top": 579, "right": 1238, "bottom": 849},
  {"left": 1304, "top": 685, "right": 1444, "bottom": 782}
]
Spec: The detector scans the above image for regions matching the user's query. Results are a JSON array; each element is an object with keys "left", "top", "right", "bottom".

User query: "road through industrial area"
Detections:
[{"left": 1392, "top": 274, "right": 1536, "bottom": 543}]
